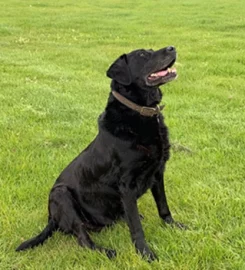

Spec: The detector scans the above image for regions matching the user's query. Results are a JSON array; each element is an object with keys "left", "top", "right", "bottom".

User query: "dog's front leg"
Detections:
[
  {"left": 120, "top": 189, "right": 157, "bottom": 262},
  {"left": 152, "top": 171, "right": 187, "bottom": 229}
]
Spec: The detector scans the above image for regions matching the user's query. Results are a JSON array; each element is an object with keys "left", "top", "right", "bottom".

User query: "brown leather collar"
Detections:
[{"left": 112, "top": 90, "right": 164, "bottom": 117}]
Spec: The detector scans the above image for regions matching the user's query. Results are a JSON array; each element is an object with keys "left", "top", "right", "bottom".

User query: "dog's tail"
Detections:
[{"left": 16, "top": 219, "right": 57, "bottom": 251}]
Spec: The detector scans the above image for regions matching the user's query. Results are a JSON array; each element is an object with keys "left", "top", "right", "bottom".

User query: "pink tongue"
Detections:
[{"left": 155, "top": 70, "right": 168, "bottom": 76}]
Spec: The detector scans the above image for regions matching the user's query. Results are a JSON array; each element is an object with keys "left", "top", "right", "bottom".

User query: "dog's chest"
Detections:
[
  {"left": 135, "top": 116, "right": 169, "bottom": 160},
  {"left": 101, "top": 112, "right": 170, "bottom": 195},
  {"left": 130, "top": 119, "right": 170, "bottom": 196},
  {"left": 136, "top": 134, "right": 164, "bottom": 160}
]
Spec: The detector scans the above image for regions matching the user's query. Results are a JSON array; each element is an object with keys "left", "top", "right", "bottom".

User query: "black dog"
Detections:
[{"left": 16, "top": 46, "right": 185, "bottom": 261}]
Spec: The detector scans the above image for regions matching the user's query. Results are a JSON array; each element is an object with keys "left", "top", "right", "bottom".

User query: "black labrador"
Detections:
[{"left": 16, "top": 46, "right": 185, "bottom": 261}]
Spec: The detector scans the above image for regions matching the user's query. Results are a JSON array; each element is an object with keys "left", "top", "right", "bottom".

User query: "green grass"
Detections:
[{"left": 1, "top": 0, "right": 245, "bottom": 269}]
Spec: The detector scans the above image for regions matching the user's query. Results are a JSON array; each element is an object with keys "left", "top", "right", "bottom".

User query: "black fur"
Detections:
[{"left": 16, "top": 46, "right": 185, "bottom": 261}]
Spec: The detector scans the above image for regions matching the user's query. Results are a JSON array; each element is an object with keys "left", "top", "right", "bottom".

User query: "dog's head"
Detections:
[{"left": 107, "top": 46, "right": 177, "bottom": 89}]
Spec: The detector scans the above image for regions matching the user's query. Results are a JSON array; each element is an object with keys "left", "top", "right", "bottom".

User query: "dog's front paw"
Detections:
[
  {"left": 164, "top": 215, "right": 188, "bottom": 230},
  {"left": 143, "top": 248, "right": 158, "bottom": 263},
  {"left": 136, "top": 243, "right": 158, "bottom": 262}
]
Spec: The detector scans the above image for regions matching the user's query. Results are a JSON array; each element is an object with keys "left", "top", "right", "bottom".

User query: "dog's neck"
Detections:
[
  {"left": 109, "top": 80, "right": 162, "bottom": 107},
  {"left": 102, "top": 80, "right": 165, "bottom": 137}
]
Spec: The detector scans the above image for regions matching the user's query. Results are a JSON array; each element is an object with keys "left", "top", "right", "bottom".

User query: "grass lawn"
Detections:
[{"left": 1, "top": 0, "right": 245, "bottom": 269}]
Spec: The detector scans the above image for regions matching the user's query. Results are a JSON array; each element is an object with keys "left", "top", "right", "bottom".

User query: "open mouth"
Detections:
[{"left": 147, "top": 61, "right": 177, "bottom": 85}]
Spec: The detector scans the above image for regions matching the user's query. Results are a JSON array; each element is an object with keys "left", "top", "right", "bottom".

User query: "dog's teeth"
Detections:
[{"left": 168, "top": 68, "right": 172, "bottom": 73}]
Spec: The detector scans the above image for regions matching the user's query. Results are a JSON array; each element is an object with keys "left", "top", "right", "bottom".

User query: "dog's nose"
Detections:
[{"left": 166, "top": 46, "right": 175, "bottom": 52}]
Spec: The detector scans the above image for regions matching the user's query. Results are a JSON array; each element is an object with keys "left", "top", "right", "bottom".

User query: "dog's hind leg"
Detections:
[
  {"left": 75, "top": 223, "right": 116, "bottom": 259},
  {"left": 49, "top": 185, "right": 116, "bottom": 259}
]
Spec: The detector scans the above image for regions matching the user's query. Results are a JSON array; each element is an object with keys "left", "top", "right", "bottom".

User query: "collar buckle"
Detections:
[{"left": 140, "top": 106, "right": 159, "bottom": 117}]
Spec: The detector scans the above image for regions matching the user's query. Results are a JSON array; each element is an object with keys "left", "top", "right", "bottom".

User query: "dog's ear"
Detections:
[{"left": 106, "top": 54, "right": 132, "bottom": 86}]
